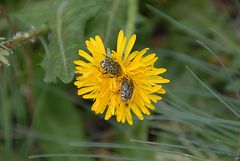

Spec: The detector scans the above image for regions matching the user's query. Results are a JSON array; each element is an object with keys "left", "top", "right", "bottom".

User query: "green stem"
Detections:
[
  {"left": 126, "top": 0, "right": 138, "bottom": 39},
  {"left": 2, "top": 25, "right": 49, "bottom": 48},
  {"left": 105, "top": 0, "right": 120, "bottom": 45}
]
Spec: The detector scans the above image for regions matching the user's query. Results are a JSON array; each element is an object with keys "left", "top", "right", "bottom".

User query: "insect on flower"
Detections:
[
  {"left": 74, "top": 30, "right": 170, "bottom": 125},
  {"left": 100, "top": 56, "right": 122, "bottom": 76},
  {"left": 121, "top": 77, "right": 134, "bottom": 102}
]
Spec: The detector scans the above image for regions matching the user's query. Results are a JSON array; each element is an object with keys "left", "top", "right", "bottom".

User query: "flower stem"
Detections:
[
  {"left": 105, "top": 0, "right": 120, "bottom": 45},
  {"left": 126, "top": 0, "right": 138, "bottom": 39},
  {"left": 2, "top": 25, "right": 49, "bottom": 48}
]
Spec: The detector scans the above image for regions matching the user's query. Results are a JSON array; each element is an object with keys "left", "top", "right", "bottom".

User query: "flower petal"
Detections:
[
  {"left": 126, "top": 108, "right": 133, "bottom": 125},
  {"left": 124, "top": 34, "right": 136, "bottom": 61},
  {"left": 78, "top": 50, "right": 94, "bottom": 62},
  {"left": 117, "top": 30, "right": 124, "bottom": 53},
  {"left": 116, "top": 30, "right": 126, "bottom": 59},
  {"left": 131, "top": 103, "right": 144, "bottom": 120},
  {"left": 95, "top": 35, "right": 106, "bottom": 55}
]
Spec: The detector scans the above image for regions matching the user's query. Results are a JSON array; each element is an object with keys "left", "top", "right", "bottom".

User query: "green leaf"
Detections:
[
  {"left": 0, "top": 46, "right": 11, "bottom": 56},
  {"left": 13, "top": 0, "right": 59, "bottom": 26},
  {"left": 0, "top": 47, "right": 11, "bottom": 66},
  {"left": 0, "top": 54, "right": 9, "bottom": 66},
  {"left": 13, "top": 0, "right": 127, "bottom": 83},
  {"left": 40, "top": 0, "right": 103, "bottom": 83}
]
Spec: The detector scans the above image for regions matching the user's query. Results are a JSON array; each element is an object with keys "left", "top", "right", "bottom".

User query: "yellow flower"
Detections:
[{"left": 74, "top": 30, "right": 169, "bottom": 125}]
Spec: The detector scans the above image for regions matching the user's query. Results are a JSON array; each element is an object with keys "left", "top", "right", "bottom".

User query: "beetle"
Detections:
[
  {"left": 100, "top": 57, "right": 121, "bottom": 76},
  {"left": 121, "top": 77, "right": 134, "bottom": 102}
]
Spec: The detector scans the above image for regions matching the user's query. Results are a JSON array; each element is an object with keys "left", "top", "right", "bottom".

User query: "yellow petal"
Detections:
[
  {"left": 74, "top": 60, "right": 87, "bottom": 67},
  {"left": 86, "top": 38, "right": 105, "bottom": 57},
  {"left": 105, "top": 101, "right": 115, "bottom": 120},
  {"left": 78, "top": 50, "right": 94, "bottom": 62},
  {"left": 146, "top": 103, "right": 155, "bottom": 110},
  {"left": 127, "top": 62, "right": 142, "bottom": 71},
  {"left": 83, "top": 93, "right": 96, "bottom": 99},
  {"left": 110, "top": 97, "right": 117, "bottom": 115},
  {"left": 126, "top": 108, "right": 133, "bottom": 125},
  {"left": 121, "top": 113, "right": 126, "bottom": 123},
  {"left": 124, "top": 34, "right": 136, "bottom": 60},
  {"left": 117, "top": 102, "right": 124, "bottom": 122},
  {"left": 90, "top": 37, "right": 97, "bottom": 47},
  {"left": 155, "top": 88, "right": 165, "bottom": 94},
  {"left": 78, "top": 86, "right": 97, "bottom": 95},
  {"left": 138, "top": 104, "right": 150, "bottom": 115},
  {"left": 99, "top": 98, "right": 110, "bottom": 114},
  {"left": 126, "top": 51, "right": 138, "bottom": 63},
  {"left": 95, "top": 35, "right": 106, "bottom": 55},
  {"left": 117, "top": 30, "right": 124, "bottom": 53},
  {"left": 138, "top": 90, "right": 151, "bottom": 104},
  {"left": 145, "top": 57, "right": 158, "bottom": 65},
  {"left": 131, "top": 103, "right": 144, "bottom": 120},
  {"left": 141, "top": 85, "right": 162, "bottom": 93},
  {"left": 74, "top": 81, "right": 84, "bottom": 87},
  {"left": 135, "top": 96, "right": 150, "bottom": 115},
  {"left": 75, "top": 67, "right": 84, "bottom": 73},
  {"left": 132, "top": 48, "right": 149, "bottom": 63},
  {"left": 119, "top": 37, "right": 126, "bottom": 56},
  {"left": 142, "top": 54, "right": 156, "bottom": 63},
  {"left": 142, "top": 77, "right": 170, "bottom": 84},
  {"left": 91, "top": 99, "right": 100, "bottom": 111},
  {"left": 147, "top": 68, "right": 167, "bottom": 75},
  {"left": 148, "top": 94, "right": 162, "bottom": 103},
  {"left": 116, "top": 30, "right": 126, "bottom": 58},
  {"left": 158, "top": 78, "right": 170, "bottom": 83}
]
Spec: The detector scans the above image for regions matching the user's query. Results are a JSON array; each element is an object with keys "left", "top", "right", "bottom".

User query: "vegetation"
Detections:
[{"left": 0, "top": 0, "right": 240, "bottom": 160}]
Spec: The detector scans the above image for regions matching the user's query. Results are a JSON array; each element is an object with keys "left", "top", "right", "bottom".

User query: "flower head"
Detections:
[{"left": 74, "top": 30, "right": 170, "bottom": 125}]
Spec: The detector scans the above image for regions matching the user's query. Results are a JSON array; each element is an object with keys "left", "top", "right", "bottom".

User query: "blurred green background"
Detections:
[{"left": 0, "top": 0, "right": 240, "bottom": 161}]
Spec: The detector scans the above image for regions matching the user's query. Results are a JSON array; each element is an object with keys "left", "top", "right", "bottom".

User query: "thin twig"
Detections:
[{"left": 2, "top": 25, "right": 49, "bottom": 48}]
